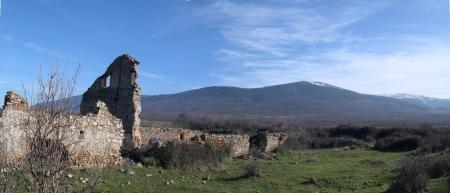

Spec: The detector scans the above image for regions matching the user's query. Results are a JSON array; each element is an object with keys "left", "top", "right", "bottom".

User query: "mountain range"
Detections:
[{"left": 69, "top": 81, "right": 450, "bottom": 122}]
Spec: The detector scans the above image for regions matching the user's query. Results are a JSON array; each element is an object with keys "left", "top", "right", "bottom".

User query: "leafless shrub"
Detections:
[
  {"left": 419, "top": 135, "right": 450, "bottom": 153},
  {"left": 3, "top": 67, "right": 103, "bottom": 193},
  {"left": 386, "top": 157, "right": 429, "bottom": 193},
  {"left": 375, "top": 136, "right": 421, "bottom": 152},
  {"left": 387, "top": 153, "right": 450, "bottom": 193},
  {"left": 132, "top": 142, "right": 231, "bottom": 171},
  {"left": 242, "top": 162, "right": 263, "bottom": 178}
]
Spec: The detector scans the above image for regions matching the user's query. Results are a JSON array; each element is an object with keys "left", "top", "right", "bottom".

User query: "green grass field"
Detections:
[{"left": 88, "top": 149, "right": 448, "bottom": 193}]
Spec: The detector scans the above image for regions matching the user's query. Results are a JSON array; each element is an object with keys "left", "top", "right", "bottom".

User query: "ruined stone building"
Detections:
[
  {"left": 80, "top": 54, "right": 142, "bottom": 150},
  {"left": 0, "top": 91, "right": 124, "bottom": 167},
  {"left": 0, "top": 54, "right": 287, "bottom": 168}
]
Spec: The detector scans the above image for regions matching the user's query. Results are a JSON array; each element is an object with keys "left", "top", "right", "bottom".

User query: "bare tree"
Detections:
[{"left": 14, "top": 67, "right": 102, "bottom": 193}]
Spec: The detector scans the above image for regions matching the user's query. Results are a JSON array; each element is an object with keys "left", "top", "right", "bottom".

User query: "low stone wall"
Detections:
[
  {"left": 69, "top": 102, "right": 124, "bottom": 168},
  {"left": 204, "top": 133, "right": 250, "bottom": 157},
  {"left": 264, "top": 132, "right": 287, "bottom": 153},
  {"left": 250, "top": 130, "right": 287, "bottom": 153},
  {"left": 142, "top": 127, "right": 254, "bottom": 157},
  {"left": 0, "top": 92, "right": 124, "bottom": 168},
  {"left": 141, "top": 128, "right": 203, "bottom": 144}
]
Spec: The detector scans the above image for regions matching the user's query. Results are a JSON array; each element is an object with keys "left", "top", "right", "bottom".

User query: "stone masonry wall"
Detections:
[
  {"left": 69, "top": 101, "right": 124, "bottom": 167},
  {"left": 141, "top": 128, "right": 250, "bottom": 157},
  {"left": 264, "top": 132, "right": 287, "bottom": 153},
  {"left": 0, "top": 92, "right": 124, "bottom": 168},
  {"left": 142, "top": 128, "right": 250, "bottom": 157},
  {"left": 250, "top": 130, "right": 287, "bottom": 153},
  {"left": 0, "top": 54, "right": 288, "bottom": 167},
  {"left": 80, "top": 54, "right": 142, "bottom": 150}
]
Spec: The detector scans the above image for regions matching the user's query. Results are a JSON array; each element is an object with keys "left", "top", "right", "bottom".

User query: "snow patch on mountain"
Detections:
[
  {"left": 307, "top": 81, "right": 342, "bottom": 89},
  {"left": 385, "top": 94, "right": 450, "bottom": 109}
]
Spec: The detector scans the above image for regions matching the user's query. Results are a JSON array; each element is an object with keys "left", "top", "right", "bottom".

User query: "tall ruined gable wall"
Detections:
[{"left": 80, "top": 54, "right": 141, "bottom": 149}]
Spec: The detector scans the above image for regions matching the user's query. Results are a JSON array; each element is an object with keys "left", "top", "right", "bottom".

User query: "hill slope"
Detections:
[
  {"left": 67, "top": 81, "right": 450, "bottom": 121},
  {"left": 139, "top": 81, "right": 448, "bottom": 121},
  {"left": 387, "top": 94, "right": 450, "bottom": 109}
]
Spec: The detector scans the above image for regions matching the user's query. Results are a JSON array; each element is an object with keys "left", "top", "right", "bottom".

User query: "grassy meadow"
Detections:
[{"left": 88, "top": 149, "right": 448, "bottom": 193}]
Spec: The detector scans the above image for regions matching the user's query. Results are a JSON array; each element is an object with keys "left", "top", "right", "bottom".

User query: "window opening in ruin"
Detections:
[
  {"left": 179, "top": 133, "right": 185, "bottom": 141},
  {"left": 79, "top": 130, "right": 85, "bottom": 140},
  {"left": 105, "top": 76, "right": 111, "bottom": 88},
  {"left": 200, "top": 134, "right": 206, "bottom": 142}
]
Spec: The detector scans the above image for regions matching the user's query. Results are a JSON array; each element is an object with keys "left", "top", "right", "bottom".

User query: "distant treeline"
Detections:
[{"left": 142, "top": 113, "right": 450, "bottom": 133}]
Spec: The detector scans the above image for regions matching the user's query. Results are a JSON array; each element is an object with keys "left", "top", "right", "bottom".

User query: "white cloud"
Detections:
[
  {"left": 199, "top": 0, "right": 378, "bottom": 56},
  {"left": 22, "top": 41, "right": 64, "bottom": 59},
  {"left": 141, "top": 71, "right": 164, "bottom": 80},
  {"left": 213, "top": 42, "right": 450, "bottom": 98},
  {"left": 0, "top": 34, "right": 13, "bottom": 41},
  {"left": 1, "top": 34, "right": 65, "bottom": 60},
  {"left": 199, "top": 0, "right": 450, "bottom": 98}
]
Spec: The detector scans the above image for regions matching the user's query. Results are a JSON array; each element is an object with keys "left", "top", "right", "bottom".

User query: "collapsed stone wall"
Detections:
[
  {"left": 80, "top": 54, "right": 142, "bottom": 150},
  {"left": 69, "top": 101, "right": 124, "bottom": 167},
  {"left": 0, "top": 91, "right": 29, "bottom": 160},
  {"left": 142, "top": 128, "right": 251, "bottom": 157},
  {"left": 264, "top": 132, "right": 287, "bottom": 152},
  {"left": 142, "top": 128, "right": 285, "bottom": 157},
  {"left": 250, "top": 130, "right": 287, "bottom": 153},
  {"left": 0, "top": 92, "right": 124, "bottom": 168}
]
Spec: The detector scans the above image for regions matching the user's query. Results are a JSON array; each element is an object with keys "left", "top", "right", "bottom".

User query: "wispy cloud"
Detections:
[
  {"left": 22, "top": 41, "right": 64, "bottom": 59},
  {"left": 198, "top": 0, "right": 450, "bottom": 98},
  {"left": 141, "top": 71, "right": 164, "bottom": 80},
  {"left": 199, "top": 0, "right": 378, "bottom": 57},
  {"left": 0, "top": 34, "right": 13, "bottom": 41},
  {"left": 1, "top": 34, "right": 65, "bottom": 59}
]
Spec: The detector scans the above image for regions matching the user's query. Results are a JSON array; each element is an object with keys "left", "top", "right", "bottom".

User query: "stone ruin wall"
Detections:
[
  {"left": 70, "top": 101, "right": 124, "bottom": 167},
  {"left": 141, "top": 127, "right": 286, "bottom": 157},
  {"left": 142, "top": 128, "right": 250, "bottom": 157},
  {"left": 264, "top": 132, "right": 288, "bottom": 153},
  {"left": 250, "top": 130, "right": 287, "bottom": 153},
  {"left": 0, "top": 92, "right": 124, "bottom": 168},
  {"left": 0, "top": 54, "right": 141, "bottom": 168},
  {"left": 80, "top": 54, "right": 141, "bottom": 150},
  {"left": 0, "top": 54, "right": 288, "bottom": 168}
]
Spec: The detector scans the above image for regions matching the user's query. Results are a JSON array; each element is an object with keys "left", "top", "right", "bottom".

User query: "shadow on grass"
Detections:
[{"left": 217, "top": 175, "right": 250, "bottom": 181}]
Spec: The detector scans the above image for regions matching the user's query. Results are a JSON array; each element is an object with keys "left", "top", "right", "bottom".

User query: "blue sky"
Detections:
[{"left": 1, "top": 0, "right": 450, "bottom": 105}]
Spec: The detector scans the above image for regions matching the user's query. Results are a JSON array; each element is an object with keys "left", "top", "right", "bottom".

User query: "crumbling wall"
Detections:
[
  {"left": 264, "top": 132, "right": 287, "bottom": 152},
  {"left": 69, "top": 101, "right": 124, "bottom": 167},
  {"left": 250, "top": 130, "right": 287, "bottom": 153},
  {"left": 142, "top": 128, "right": 252, "bottom": 157},
  {"left": 80, "top": 54, "right": 142, "bottom": 150},
  {"left": 0, "top": 91, "right": 29, "bottom": 161},
  {"left": 205, "top": 133, "right": 250, "bottom": 157},
  {"left": 0, "top": 107, "right": 27, "bottom": 161},
  {"left": 142, "top": 128, "right": 203, "bottom": 144},
  {"left": 0, "top": 92, "right": 124, "bottom": 168}
]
